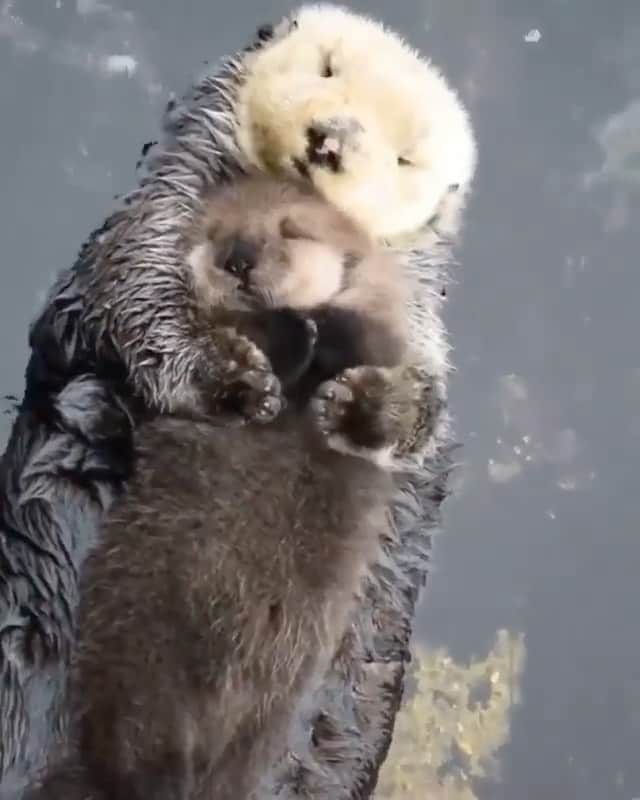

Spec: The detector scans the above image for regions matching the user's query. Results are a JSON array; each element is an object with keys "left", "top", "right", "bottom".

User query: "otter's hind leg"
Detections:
[{"left": 311, "top": 364, "right": 443, "bottom": 470}]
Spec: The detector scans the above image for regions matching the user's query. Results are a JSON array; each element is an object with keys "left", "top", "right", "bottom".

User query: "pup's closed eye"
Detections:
[{"left": 280, "top": 218, "right": 316, "bottom": 241}]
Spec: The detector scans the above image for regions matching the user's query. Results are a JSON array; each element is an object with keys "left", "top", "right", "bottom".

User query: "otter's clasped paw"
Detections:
[
  {"left": 223, "top": 367, "right": 282, "bottom": 423},
  {"left": 310, "top": 377, "right": 355, "bottom": 438},
  {"left": 212, "top": 328, "right": 283, "bottom": 423},
  {"left": 310, "top": 366, "right": 400, "bottom": 460}
]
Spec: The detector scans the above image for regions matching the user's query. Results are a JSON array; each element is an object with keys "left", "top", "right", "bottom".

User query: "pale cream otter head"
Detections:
[
  {"left": 186, "top": 174, "right": 377, "bottom": 312},
  {"left": 235, "top": 3, "right": 477, "bottom": 245}
]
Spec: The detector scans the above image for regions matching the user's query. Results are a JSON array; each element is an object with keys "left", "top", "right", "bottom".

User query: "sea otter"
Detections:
[
  {"left": 30, "top": 2, "right": 475, "bottom": 458},
  {"left": 0, "top": 5, "right": 476, "bottom": 797},
  {"left": 24, "top": 176, "right": 436, "bottom": 800}
]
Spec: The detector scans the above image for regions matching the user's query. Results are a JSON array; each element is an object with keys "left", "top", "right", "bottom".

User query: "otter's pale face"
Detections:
[{"left": 235, "top": 5, "right": 477, "bottom": 244}]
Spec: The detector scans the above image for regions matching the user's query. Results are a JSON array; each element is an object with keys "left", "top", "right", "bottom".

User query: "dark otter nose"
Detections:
[
  {"left": 305, "top": 118, "right": 363, "bottom": 173},
  {"left": 218, "top": 237, "right": 259, "bottom": 279}
]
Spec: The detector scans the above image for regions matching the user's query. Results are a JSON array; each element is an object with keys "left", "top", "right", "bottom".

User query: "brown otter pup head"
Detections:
[{"left": 186, "top": 174, "right": 375, "bottom": 314}]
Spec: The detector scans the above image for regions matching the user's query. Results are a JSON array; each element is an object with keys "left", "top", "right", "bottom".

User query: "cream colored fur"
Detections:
[{"left": 235, "top": 3, "right": 477, "bottom": 245}]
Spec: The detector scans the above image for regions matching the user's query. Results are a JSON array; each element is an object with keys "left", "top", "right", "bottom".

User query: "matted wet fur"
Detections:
[
  {"left": 25, "top": 176, "right": 433, "bottom": 800},
  {"left": 0, "top": 5, "right": 475, "bottom": 799}
]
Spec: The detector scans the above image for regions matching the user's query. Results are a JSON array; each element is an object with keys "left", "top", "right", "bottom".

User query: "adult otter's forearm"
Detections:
[{"left": 31, "top": 209, "right": 241, "bottom": 418}]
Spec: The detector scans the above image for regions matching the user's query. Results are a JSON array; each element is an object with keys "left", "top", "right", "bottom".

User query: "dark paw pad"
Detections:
[
  {"left": 311, "top": 366, "right": 397, "bottom": 451},
  {"left": 310, "top": 378, "right": 354, "bottom": 437},
  {"left": 207, "top": 328, "right": 283, "bottom": 422},
  {"left": 222, "top": 367, "right": 282, "bottom": 423}
]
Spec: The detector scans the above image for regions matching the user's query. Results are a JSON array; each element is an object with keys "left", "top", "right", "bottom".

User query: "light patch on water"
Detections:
[
  {"left": 488, "top": 458, "right": 522, "bottom": 484},
  {"left": 76, "top": 0, "right": 112, "bottom": 14},
  {"left": 100, "top": 53, "right": 137, "bottom": 76},
  {"left": 0, "top": 0, "right": 159, "bottom": 95},
  {"left": 0, "top": 0, "right": 41, "bottom": 53},
  {"left": 486, "top": 374, "right": 595, "bottom": 492},
  {"left": 524, "top": 28, "right": 541, "bottom": 43},
  {"left": 556, "top": 470, "right": 596, "bottom": 492},
  {"left": 586, "top": 100, "right": 640, "bottom": 188}
]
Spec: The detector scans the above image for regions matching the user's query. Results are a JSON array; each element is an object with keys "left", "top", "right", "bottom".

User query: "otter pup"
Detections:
[
  {"left": 25, "top": 177, "right": 436, "bottom": 800},
  {"left": 179, "top": 175, "right": 432, "bottom": 465}
]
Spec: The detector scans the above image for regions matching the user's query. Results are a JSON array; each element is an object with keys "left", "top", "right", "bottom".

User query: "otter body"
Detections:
[
  {"left": 177, "top": 176, "right": 430, "bottom": 466},
  {"left": 32, "top": 410, "right": 391, "bottom": 800},
  {"left": 27, "top": 2, "right": 474, "bottom": 458},
  {"left": 1, "top": 5, "right": 474, "bottom": 796},
  {"left": 26, "top": 177, "right": 430, "bottom": 800}
]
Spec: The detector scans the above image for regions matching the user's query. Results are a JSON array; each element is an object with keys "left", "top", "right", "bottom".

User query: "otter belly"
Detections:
[{"left": 67, "top": 415, "right": 389, "bottom": 800}]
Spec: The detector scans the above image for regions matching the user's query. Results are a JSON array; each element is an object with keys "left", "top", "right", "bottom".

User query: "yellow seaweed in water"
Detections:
[{"left": 377, "top": 629, "right": 526, "bottom": 799}]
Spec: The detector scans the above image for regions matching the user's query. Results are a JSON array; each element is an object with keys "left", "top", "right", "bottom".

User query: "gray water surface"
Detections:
[{"left": 1, "top": 1, "right": 638, "bottom": 798}]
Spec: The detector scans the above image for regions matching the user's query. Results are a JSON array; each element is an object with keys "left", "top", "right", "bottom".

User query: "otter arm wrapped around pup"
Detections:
[{"left": 0, "top": 5, "right": 476, "bottom": 799}]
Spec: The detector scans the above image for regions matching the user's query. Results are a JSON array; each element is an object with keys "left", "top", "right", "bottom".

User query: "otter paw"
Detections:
[
  {"left": 310, "top": 366, "right": 401, "bottom": 459},
  {"left": 213, "top": 328, "right": 283, "bottom": 423},
  {"left": 223, "top": 367, "right": 283, "bottom": 423},
  {"left": 310, "top": 378, "right": 355, "bottom": 438}
]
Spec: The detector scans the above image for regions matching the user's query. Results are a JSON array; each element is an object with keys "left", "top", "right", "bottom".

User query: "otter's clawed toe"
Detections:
[
  {"left": 223, "top": 367, "right": 283, "bottom": 424},
  {"left": 310, "top": 379, "right": 354, "bottom": 436},
  {"left": 311, "top": 365, "right": 391, "bottom": 448},
  {"left": 311, "top": 366, "right": 412, "bottom": 461},
  {"left": 206, "top": 328, "right": 283, "bottom": 422}
]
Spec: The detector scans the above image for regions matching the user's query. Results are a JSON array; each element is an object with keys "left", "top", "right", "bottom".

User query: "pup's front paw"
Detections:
[
  {"left": 311, "top": 377, "right": 356, "bottom": 439},
  {"left": 310, "top": 366, "right": 403, "bottom": 463},
  {"left": 211, "top": 328, "right": 282, "bottom": 423}
]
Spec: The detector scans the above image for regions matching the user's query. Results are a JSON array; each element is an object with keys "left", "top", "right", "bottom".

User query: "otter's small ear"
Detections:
[
  {"left": 280, "top": 218, "right": 317, "bottom": 242},
  {"left": 255, "top": 23, "right": 274, "bottom": 42},
  {"left": 252, "top": 15, "right": 295, "bottom": 50}
]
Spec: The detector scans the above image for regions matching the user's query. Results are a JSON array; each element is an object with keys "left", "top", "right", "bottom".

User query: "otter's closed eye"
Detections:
[
  {"left": 397, "top": 156, "right": 414, "bottom": 167},
  {"left": 280, "top": 218, "right": 316, "bottom": 241}
]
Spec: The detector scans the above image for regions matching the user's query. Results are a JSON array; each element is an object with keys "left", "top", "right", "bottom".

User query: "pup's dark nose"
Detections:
[{"left": 218, "top": 237, "right": 258, "bottom": 279}]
